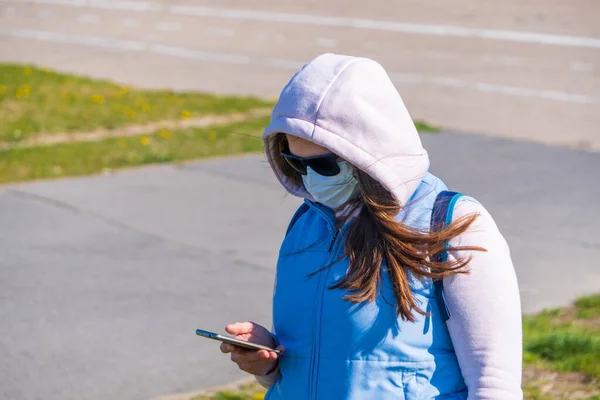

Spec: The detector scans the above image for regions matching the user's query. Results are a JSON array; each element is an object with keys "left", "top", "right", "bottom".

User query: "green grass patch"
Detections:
[
  {"left": 523, "top": 295, "right": 600, "bottom": 382},
  {"left": 413, "top": 120, "right": 440, "bottom": 133},
  {"left": 522, "top": 384, "right": 554, "bottom": 400},
  {"left": 576, "top": 295, "right": 600, "bottom": 319},
  {"left": 0, "top": 64, "right": 272, "bottom": 143},
  {"left": 0, "top": 117, "right": 268, "bottom": 184},
  {"left": 191, "top": 382, "right": 265, "bottom": 400},
  {"left": 526, "top": 333, "right": 600, "bottom": 378}
]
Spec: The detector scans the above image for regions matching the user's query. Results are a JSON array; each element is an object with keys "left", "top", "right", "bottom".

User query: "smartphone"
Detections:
[{"left": 195, "top": 329, "right": 282, "bottom": 355}]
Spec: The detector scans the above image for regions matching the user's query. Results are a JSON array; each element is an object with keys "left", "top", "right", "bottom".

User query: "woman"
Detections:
[{"left": 220, "top": 53, "right": 523, "bottom": 399}]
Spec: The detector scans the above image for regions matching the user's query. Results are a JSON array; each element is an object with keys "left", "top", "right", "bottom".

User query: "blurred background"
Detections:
[{"left": 0, "top": 1, "right": 599, "bottom": 399}]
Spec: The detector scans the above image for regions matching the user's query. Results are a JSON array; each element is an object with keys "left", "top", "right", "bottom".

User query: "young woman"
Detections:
[{"left": 220, "top": 53, "right": 523, "bottom": 399}]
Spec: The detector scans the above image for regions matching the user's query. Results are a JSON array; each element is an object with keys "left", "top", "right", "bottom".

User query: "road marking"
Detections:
[
  {"left": 423, "top": 50, "right": 596, "bottom": 74},
  {"left": 4, "top": 0, "right": 600, "bottom": 49},
  {"left": 77, "top": 13, "right": 100, "bottom": 24},
  {"left": 1, "top": 28, "right": 598, "bottom": 105},
  {"left": 1, "top": 28, "right": 250, "bottom": 63},
  {"left": 264, "top": 58, "right": 302, "bottom": 69},
  {"left": 390, "top": 73, "right": 598, "bottom": 104},
  {"left": 150, "top": 43, "right": 249, "bottom": 64}
]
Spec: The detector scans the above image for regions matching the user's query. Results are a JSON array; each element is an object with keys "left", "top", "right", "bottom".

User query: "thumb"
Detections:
[{"left": 225, "top": 321, "right": 257, "bottom": 335}]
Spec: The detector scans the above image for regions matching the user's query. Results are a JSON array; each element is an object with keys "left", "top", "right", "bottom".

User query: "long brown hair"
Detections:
[{"left": 268, "top": 133, "right": 485, "bottom": 321}]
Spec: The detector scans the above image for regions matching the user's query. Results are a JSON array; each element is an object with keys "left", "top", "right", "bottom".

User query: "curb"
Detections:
[{"left": 151, "top": 377, "right": 257, "bottom": 400}]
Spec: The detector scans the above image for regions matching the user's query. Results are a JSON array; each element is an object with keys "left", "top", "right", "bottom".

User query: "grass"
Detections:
[
  {"left": 0, "top": 116, "right": 269, "bottom": 184},
  {"left": 0, "top": 64, "right": 272, "bottom": 143},
  {"left": 523, "top": 294, "right": 600, "bottom": 381},
  {"left": 190, "top": 382, "right": 265, "bottom": 400},
  {"left": 575, "top": 295, "right": 600, "bottom": 319},
  {"left": 414, "top": 120, "right": 440, "bottom": 133},
  {"left": 0, "top": 112, "right": 441, "bottom": 184}
]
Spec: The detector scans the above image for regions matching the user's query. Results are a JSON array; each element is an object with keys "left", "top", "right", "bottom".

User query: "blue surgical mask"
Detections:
[{"left": 301, "top": 161, "right": 359, "bottom": 209}]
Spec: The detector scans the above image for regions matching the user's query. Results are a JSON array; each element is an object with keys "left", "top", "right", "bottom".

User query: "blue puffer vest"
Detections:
[{"left": 266, "top": 173, "right": 467, "bottom": 400}]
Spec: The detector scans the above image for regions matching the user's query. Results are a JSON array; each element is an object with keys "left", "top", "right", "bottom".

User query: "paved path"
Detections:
[
  {"left": 1, "top": 132, "right": 599, "bottom": 400},
  {"left": 0, "top": 0, "right": 599, "bottom": 149},
  {"left": 1, "top": 1, "right": 599, "bottom": 399}
]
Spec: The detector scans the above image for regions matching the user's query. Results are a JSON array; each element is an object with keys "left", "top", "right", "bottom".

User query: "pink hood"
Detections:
[{"left": 263, "top": 53, "right": 429, "bottom": 206}]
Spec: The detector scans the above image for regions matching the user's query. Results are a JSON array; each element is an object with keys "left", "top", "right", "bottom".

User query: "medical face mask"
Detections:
[{"left": 301, "top": 161, "right": 359, "bottom": 209}]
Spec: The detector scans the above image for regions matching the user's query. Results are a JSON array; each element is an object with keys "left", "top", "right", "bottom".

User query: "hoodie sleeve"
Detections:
[
  {"left": 443, "top": 198, "right": 523, "bottom": 400},
  {"left": 254, "top": 329, "right": 280, "bottom": 388}
]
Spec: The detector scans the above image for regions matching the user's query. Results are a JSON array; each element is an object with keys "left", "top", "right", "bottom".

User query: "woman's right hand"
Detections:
[{"left": 220, "top": 321, "right": 285, "bottom": 376}]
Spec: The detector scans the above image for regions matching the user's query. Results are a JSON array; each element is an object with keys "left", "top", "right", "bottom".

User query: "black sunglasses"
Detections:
[{"left": 280, "top": 151, "right": 341, "bottom": 176}]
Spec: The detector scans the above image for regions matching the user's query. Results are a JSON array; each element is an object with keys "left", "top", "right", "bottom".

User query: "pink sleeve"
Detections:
[{"left": 444, "top": 198, "right": 523, "bottom": 399}]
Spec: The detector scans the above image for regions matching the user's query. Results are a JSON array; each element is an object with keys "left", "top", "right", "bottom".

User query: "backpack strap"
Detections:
[{"left": 430, "top": 190, "right": 464, "bottom": 322}]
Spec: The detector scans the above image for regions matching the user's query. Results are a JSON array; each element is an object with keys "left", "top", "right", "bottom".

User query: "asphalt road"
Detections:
[{"left": 1, "top": 133, "right": 599, "bottom": 400}]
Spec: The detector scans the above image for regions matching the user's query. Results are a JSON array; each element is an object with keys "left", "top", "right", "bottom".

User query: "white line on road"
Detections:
[
  {"left": 390, "top": 73, "right": 598, "bottom": 104},
  {"left": 1, "top": 28, "right": 598, "bottom": 105},
  {"left": 422, "top": 50, "right": 596, "bottom": 74},
  {"left": 1, "top": 28, "right": 250, "bottom": 63},
  {"left": 3, "top": 0, "right": 600, "bottom": 49}
]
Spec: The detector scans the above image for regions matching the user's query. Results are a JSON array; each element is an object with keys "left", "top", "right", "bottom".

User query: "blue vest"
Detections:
[{"left": 266, "top": 173, "right": 468, "bottom": 400}]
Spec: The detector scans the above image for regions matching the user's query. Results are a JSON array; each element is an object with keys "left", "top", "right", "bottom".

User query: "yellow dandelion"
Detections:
[
  {"left": 181, "top": 110, "right": 192, "bottom": 119},
  {"left": 23, "top": 66, "right": 32, "bottom": 76},
  {"left": 91, "top": 94, "right": 105, "bottom": 104},
  {"left": 253, "top": 394, "right": 265, "bottom": 400},
  {"left": 0, "top": 85, "right": 6, "bottom": 95},
  {"left": 15, "top": 84, "right": 31, "bottom": 99},
  {"left": 140, "top": 136, "right": 150, "bottom": 146},
  {"left": 159, "top": 129, "right": 172, "bottom": 139},
  {"left": 127, "top": 110, "right": 137, "bottom": 119},
  {"left": 207, "top": 131, "right": 217, "bottom": 141},
  {"left": 139, "top": 103, "right": 151, "bottom": 112},
  {"left": 119, "top": 86, "right": 130, "bottom": 96}
]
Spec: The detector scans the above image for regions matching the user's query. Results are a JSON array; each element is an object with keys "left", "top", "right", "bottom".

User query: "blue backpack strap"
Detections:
[{"left": 430, "top": 190, "right": 464, "bottom": 322}]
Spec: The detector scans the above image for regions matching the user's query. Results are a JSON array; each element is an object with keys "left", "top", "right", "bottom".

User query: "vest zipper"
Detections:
[{"left": 309, "top": 228, "right": 340, "bottom": 399}]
